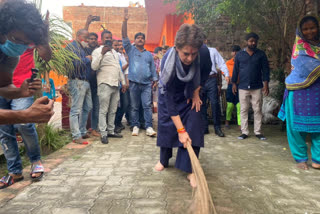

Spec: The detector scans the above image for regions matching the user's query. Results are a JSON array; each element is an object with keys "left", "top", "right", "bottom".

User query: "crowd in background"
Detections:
[{"left": 66, "top": 12, "right": 271, "bottom": 146}]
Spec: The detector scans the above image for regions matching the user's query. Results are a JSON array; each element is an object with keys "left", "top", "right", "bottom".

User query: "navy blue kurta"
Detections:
[{"left": 157, "top": 45, "right": 211, "bottom": 148}]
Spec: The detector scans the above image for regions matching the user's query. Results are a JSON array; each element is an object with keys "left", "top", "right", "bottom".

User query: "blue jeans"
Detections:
[
  {"left": 0, "top": 96, "right": 41, "bottom": 174},
  {"left": 129, "top": 81, "right": 153, "bottom": 128},
  {"left": 201, "top": 77, "right": 221, "bottom": 131},
  {"left": 68, "top": 79, "right": 92, "bottom": 139},
  {"left": 90, "top": 86, "right": 99, "bottom": 131},
  {"left": 115, "top": 90, "right": 130, "bottom": 127}
]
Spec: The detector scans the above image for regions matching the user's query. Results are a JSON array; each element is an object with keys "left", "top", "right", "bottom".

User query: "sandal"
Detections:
[
  {"left": 0, "top": 174, "right": 24, "bottom": 189},
  {"left": 30, "top": 163, "right": 44, "bottom": 181}
]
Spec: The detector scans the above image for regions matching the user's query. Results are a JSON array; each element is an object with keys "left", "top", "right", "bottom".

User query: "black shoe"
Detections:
[
  {"left": 108, "top": 133, "right": 123, "bottom": 138},
  {"left": 115, "top": 126, "right": 124, "bottom": 133},
  {"left": 204, "top": 129, "right": 209, "bottom": 134},
  {"left": 82, "top": 133, "right": 90, "bottom": 139},
  {"left": 256, "top": 134, "right": 266, "bottom": 140},
  {"left": 119, "top": 124, "right": 125, "bottom": 130},
  {"left": 101, "top": 136, "right": 109, "bottom": 144},
  {"left": 115, "top": 123, "right": 125, "bottom": 130},
  {"left": 238, "top": 134, "right": 248, "bottom": 140},
  {"left": 215, "top": 129, "right": 225, "bottom": 137}
]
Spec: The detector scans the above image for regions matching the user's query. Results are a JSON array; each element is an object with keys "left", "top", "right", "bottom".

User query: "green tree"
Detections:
[{"left": 167, "top": 0, "right": 306, "bottom": 69}]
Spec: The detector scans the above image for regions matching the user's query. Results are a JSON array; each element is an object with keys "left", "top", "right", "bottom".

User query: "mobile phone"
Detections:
[
  {"left": 30, "top": 68, "right": 39, "bottom": 82},
  {"left": 92, "top": 16, "right": 100, "bottom": 21},
  {"left": 104, "top": 40, "right": 112, "bottom": 47}
]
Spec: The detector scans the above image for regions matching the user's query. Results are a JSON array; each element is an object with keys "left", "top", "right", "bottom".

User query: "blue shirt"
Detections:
[
  {"left": 232, "top": 48, "right": 270, "bottom": 90},
  {"left": 122, "top": 37, "right": 158, "bottom": 84},
  {"left": 66, "top": 40, "right": 91, "bottom": 81}
]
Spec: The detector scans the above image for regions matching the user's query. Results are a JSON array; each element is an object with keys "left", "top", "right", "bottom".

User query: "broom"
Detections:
[{"left": 186, "top": 140, "right": 217, "bottom": 214}]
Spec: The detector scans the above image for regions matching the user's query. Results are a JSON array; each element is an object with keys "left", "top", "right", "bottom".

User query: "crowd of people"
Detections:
[
  {"left": 68, "top": 13, "right": 271, "bottom": 147},
  {"left": 0, "top": 0, "right": 319, "bottom": 190}
]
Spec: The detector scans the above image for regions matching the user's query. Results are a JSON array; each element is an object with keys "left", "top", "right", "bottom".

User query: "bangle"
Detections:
[{"left": 177, "top": 127, "right": 186, "bottom": 133}]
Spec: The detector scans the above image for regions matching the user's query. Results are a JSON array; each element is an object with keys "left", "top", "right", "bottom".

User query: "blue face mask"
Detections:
[{"left": 0, "top": 39, "right": 29, "bottom": 57}]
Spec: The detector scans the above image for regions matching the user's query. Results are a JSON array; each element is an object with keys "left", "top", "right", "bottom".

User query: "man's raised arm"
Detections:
[{"left": 122, "top": 8, "right": 129, "bottom": 38}]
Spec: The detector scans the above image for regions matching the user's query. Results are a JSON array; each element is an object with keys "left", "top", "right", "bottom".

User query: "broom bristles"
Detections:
[{"left": 186, "top": 143, "right": 217, "bottom": 214}]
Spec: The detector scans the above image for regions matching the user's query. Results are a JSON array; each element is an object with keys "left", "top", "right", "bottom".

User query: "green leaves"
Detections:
[
  {"left": 170, "top": 0, "right": 306, "bottom": 69},
  {"left": 33, "top": 0, "right": 79, "bottom": 77}
]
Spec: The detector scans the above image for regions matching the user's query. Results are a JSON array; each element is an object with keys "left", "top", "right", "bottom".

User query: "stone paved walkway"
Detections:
[{"left": 1, "top": 122, "right": 320, "bottom": 214}]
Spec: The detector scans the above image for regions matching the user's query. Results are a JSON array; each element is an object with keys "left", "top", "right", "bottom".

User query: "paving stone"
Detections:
[
  {"left": 108, "top": 199, "right": 131, "bottom": 214},
  {"left": 99, "top": 191, "right": 131, "bottom": 200},
  {"left": 131, "top": 199, "right": 166, "bottom": 208},
  {"left": 130, "top": 207, "right": 167, "bottom": 214},
  {"left": 1, "top": 124, "right": 320, "bottom": 213},
  {"left": 51, "top": 207, "right": 88, "bottom": 214},
  {"left": 67, "top": 186, "right": 101, "bottom": 199},
  {"left": 89, "top": 199, "right": 113, "bottom": 214},
  {"left": 131, "top": 186, "right": 149, "bottom": 199}
]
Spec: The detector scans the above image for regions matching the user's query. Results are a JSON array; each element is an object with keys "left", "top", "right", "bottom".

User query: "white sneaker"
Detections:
[
  {"left": 146, "top": 127, "right": 157, "bottom": 137},
  {"left": 132, "top": 126, "right": 139, "bottom": 136}
]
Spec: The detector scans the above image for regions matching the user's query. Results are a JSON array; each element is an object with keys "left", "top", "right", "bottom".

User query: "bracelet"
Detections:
[{"left": 177, "top": 127, "right": 186, "bottom": 133}]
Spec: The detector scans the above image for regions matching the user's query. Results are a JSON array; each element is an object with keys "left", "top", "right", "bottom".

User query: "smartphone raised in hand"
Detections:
[
  {"left": 30, "top": 68, "right": 39, "bottom": 82},
  {"left": 92, "top": 16, "right": 100, "bottom": 21}
]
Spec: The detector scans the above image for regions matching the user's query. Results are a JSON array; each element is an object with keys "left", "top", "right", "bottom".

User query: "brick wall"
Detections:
[
  {"left": 63, "top": 6, "right": 148, "bottom": 40},
  {"left": 206, "top": 16, "right": 246, "bottom": 60}
]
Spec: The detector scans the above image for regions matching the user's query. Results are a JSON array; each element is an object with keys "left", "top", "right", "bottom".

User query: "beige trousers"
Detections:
[{"left": 239, "top": 89, "right": 262, "bottom": 135}]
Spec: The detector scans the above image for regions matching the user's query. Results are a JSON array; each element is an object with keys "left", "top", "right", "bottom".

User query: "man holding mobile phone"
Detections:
[
  {"left": 91, "top": 32, "right": 126, "bottom": 144},
  {"left": 0, "top": 0, "right": 53, "bottom": 189}
]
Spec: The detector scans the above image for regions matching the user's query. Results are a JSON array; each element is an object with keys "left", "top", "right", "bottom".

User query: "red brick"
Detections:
[
  {"left": 9, "top": 180, "right": 32, "bottom": 190},
  {"left": 63, "top": 6, "right": 148, "bottom": 39}
]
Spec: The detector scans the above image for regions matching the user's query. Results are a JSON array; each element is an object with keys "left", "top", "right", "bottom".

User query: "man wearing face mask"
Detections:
[
  {"left": 232, "top": 32, "right": 270, "bottom": 141},
  {"left": 0, "top": 0, "right": 53, "bottom": 189},
  {"left": 66, "top": 29, "right": 93, "bottom": 144}
]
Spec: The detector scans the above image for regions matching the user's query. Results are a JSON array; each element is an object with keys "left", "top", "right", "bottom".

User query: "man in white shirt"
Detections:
[
  {"left": 201, "top": 46, "right": 230, "bottom": 137},
  {"left": 91, "top": 35, "right": 127, "bottom": 144}
]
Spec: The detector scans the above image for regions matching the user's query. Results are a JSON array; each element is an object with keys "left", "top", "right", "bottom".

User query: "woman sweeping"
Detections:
[
  {"left": 278, "top": 15, "right": 320, "bottom": 170},
  {"left": 155, "top": 24, "right": 211, "bottom": 187}
]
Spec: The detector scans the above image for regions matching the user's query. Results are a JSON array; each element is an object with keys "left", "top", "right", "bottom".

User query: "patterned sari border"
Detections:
[{"left": 286, "top": 65, "right": 320, "bottom": 90}]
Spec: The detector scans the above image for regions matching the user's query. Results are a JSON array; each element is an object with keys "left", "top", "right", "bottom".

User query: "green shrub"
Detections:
[{"left": 37, "top": 124, "right": 71, "bottom": 155}]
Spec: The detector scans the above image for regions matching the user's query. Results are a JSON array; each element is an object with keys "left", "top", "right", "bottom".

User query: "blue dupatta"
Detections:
[{"left": 286, "top": 21, "right": 320, "bottom": 90}]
